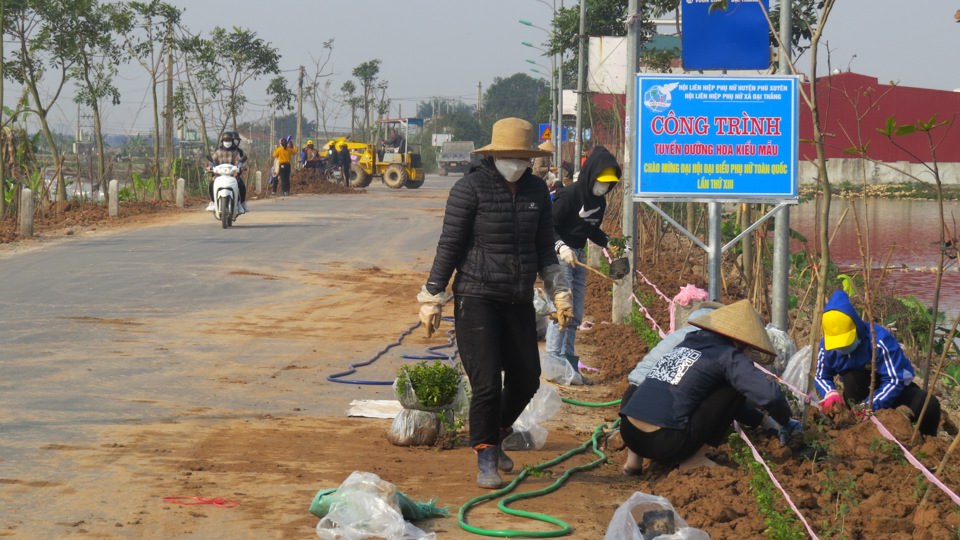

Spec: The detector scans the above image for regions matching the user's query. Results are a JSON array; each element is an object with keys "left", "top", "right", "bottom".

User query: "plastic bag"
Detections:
[
  {"left": 386, "top": 409, "right": 439, "bottom": 447},
  {"left": 503, "top": 384, "right": 562, "bottom": 450},
  {"left": 534, "top": 288, "right": 550, "bottom": 341},
  {"left": 765, "top": 324, "right": 797, "bottom": 375},
  {"left": 540, "top": 351, "right": 582, "bottom": 386},
  {"left": 316, "top": 472, "right": 436, "bottom": 540},
  {"left": 604, "top": 492, "right": 710, "bottom": 540},
  {"left": 782, "top": 345, "right": 813, "bottom": 411}
]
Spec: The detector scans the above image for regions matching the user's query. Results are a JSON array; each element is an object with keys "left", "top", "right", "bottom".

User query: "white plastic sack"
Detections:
[
  {"left": 765, "top": 324, "right": 797, "bottom": 375},
  {"left": 782, "top": 345, "right": 812, "bottom": 397},
  {"left": 604, "top": 492, "right": 709, "bottom": 540},
  {"left": 540, "top": 351, "right": 582, "bottom": 386},
  {"left": 316, "top": 472, "right": 436, "bottom": 540},
  {"left": 534, "top": 288, "right": 550, "bottom": 341},
  {"left": 387, "top": 409, "right": 440, "bottom": 447},
  {"left": 503, "top": 384, "right": 563, "bottom": 450}
]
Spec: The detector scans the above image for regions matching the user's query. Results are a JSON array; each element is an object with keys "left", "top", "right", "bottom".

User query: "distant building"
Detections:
[{"left": 798, "top": 72, "right": 960, "bottom": 185}]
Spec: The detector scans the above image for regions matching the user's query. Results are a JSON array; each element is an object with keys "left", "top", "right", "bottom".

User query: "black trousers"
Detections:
[
  {"left": 840, "top": 370, "right": 940, "bottom": 436},
  {"left": 208, "top": 177, "right": 246, "bottom": 203},
  {"left": 341, "top": 164, "right": 351, "bottom": 185},
  {"left": 276, "top": 163, "right": 291, "bottom": 194},
  {"left": 455, "top": 296, "right": 541, "bottom": 447},
  {"left": 620, "top": 383, "right": 744, "bottom": 463}
]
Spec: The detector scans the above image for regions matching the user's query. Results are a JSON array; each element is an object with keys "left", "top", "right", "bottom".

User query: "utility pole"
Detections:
[
  {"left": 296, "top": 66, "right": 304, "bottom": 155},
  {"left": 772, "top": 0, "right": 792, "bottom": 330},
  {"left": 556, "top": 0, "right": 564, "bottom": 169},
  {"left": 573, "top": 0, "right": 587, "bottom": 176},
  {"left": 477, "top": 82, "right": 482, "bottom": 116},
  {"left": 612, "top": 0, "right": 640, "bottom": 323},
  {"left": 164, "top": 20, "right": 174, "bottom": 174}
]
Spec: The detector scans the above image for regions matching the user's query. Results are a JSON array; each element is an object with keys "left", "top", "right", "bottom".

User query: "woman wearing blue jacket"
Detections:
[{"left": 816, "top": 290, "right": 941, "bottom": 435}]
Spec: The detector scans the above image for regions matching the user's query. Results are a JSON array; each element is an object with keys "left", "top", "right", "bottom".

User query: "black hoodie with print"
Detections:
[{"left": 551, "top": 145, "right": 621, "bottom": 250}]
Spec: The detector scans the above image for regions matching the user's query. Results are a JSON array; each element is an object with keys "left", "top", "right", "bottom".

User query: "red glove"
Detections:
[
  {"left": 820, "top": 391, "right": 843, "bottom": 414},
  {"left": 853, "top": 408, "right": 870, "bottom": 421}
]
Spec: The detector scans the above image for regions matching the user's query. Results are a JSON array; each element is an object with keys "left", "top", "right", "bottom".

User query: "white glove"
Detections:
[
  {"left": 557, "top": 244, "right": 577, "bottom": 266},
  {"left": 417, "top": 285, "right": 452, "bottom": 339},
  {"left": 419, "top": 303, "right": 442, "bottom": 338}
]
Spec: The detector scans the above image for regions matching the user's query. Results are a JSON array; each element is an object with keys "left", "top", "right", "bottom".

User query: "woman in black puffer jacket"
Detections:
[{"left": 418, "top": 118, "right": 572, "bottom": 489}]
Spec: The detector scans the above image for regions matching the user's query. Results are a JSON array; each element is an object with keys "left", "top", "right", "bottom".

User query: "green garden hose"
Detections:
[
  {"left": 560, "top": 397, "right": 622, "bottom": 408},
  {"left": 458, "top": 393, "right": 625, "bottom": 538}
]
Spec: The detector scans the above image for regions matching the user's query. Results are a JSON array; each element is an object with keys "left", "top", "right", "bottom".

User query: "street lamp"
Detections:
[
  {"left": 519, "top": 17, "right": 561, "bottom": 165},
  {"left": 526, "top": 59, "right": 550, "bottom": 70}
]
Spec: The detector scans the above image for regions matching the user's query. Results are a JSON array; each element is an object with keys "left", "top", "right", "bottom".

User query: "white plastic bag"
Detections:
[
  {"left": 782, "top": 345, "right": 812, "bottom": 398},
  {"left": 503, "top": 384, "right": 563, "bottom": 450},
  {"left": 765, "top": 324, "right": 797, "bottom": 375},
  {"left": 604, "top": 492, "right": 709, "bottom": 540},
  {"left": 386, "top": 409, "right": 440, "bottom": 447},
  {"left": 534, "top": 288, "right": 550, "bottom": 341},
  {"left": 316, "top": 472, "right": 436, "bottom": 540},
  {"left": 540, "top": 351, "right": 582, "bottom": 386}
]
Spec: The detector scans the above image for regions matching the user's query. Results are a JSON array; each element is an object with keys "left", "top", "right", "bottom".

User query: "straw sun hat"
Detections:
[
  {"left": 537, "top": 140, "right": 555, "bottom": 153},
  {"left": 475, "top": 118, "right": 552, "bottom": 159},
  {"left": 689, "top": 300, "right": 777, "bottom": 360}
]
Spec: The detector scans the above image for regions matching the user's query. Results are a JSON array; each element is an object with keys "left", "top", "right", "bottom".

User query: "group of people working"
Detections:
[{"left": 418, "top": 117, "right": 943, "bottom": 489}]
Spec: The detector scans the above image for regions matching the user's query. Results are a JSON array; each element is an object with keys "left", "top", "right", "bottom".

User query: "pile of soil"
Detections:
[
  {"left": 287, "top": 168, "right": 364, "bottom": 195},
  {"left": 0, "top": 197, "right": 208, "bottom": 244}
]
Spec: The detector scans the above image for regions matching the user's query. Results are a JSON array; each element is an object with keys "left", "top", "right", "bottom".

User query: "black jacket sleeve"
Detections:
[
  {"left": 724, "top": 351, "right": 793, "bottom": 425},
  {"left": 551, "top": 190, "right": 573, "bottom": 249},
  {"left": 426, "top": 178, "right": 478, "bottom": 295},
  {"left": 535, "top": 186, "right": 560, "bottom": 270},
  {"left": 588, "top": 227, "right": 609, "bottom": 248}
]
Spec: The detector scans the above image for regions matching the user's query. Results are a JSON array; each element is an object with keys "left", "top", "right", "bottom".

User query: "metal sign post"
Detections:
[{"left": 633, "top": 74, "right": 799, "bottom": 301}]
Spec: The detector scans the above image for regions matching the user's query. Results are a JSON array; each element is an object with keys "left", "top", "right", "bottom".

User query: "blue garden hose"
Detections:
[{"left": 326, "top": 318, "right": 458, "bottom": 385}]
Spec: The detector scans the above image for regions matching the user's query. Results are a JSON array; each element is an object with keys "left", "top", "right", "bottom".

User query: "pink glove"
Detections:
[{"left": 820, "top": 391, "right": 843, "bottom": 414}]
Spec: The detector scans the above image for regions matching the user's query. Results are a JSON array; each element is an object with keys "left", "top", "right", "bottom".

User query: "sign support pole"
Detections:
[
  {"left": 708, "top": 202, "right": 722, "bottom": 301},
  {"left": 772, "top": 0, "right": 792, "bottom": 330},
  {"left": 613, "top": 0, "right": 640, "bottom": 324}
]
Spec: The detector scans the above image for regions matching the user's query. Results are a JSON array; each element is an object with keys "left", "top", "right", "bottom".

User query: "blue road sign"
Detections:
[
  {"left": 538, "top": 124, "right": 570, "bottom": 142},
  {"left": 634, "top": 74, "right": 798, "bottom": 200},
  {"left": 682, "top": 0, "right": 770, "bottom": 71}
]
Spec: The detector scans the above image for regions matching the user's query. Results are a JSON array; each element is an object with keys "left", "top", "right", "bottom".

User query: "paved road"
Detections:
[{"left": 0, "top": 176, "right": 454, "bottom": 481}]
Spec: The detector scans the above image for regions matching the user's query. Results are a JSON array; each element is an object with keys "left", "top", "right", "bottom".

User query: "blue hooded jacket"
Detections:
[{"left": 815, "top": 290, "right": 915, "bottom": 410}]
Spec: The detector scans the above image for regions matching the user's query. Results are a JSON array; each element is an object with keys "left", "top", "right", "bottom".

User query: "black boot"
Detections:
[
  {"left": 476, "top": 446, "right": 503, "bottom": 489},
  {"left": 498, "top": 428, "right": 515, "bottom": 472}
]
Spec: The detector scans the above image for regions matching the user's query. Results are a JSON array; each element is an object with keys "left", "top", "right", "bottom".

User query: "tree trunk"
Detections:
[
  {"left": 93, "top": 104, "right": 106, "bottom": 201},
  {"left": 0, "top": 0, "right": 4, "bottom": 219},
  {"left": 151, "top": 80, "right": 162, "bottom": 200}
]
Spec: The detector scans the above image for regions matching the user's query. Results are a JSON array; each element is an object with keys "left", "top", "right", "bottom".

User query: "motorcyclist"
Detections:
[
  {"left": 301, "top": 140, "right": 321, "bottom": 169},
  {"left": 207, "top": 132, "right": 248, "bottom": 213}
]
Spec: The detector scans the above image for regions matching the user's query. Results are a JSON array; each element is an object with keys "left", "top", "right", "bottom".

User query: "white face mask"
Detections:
[
  {"left": 494, "top": 158, "right": 530, "bottom": 183},
  {"left": 592, "top": 182, "right": 612, "bottom": 196},
  {"left": 222, "top": 141, "right": 233, "bottom": 149}
]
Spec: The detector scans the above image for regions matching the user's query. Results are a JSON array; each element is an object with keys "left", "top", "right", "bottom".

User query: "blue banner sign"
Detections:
[
  {"left": 682, "top": 0, "right": 770, "bottom": 70},
  {"left": 634, "top": 74, "right": 798, "bottom": 200}
]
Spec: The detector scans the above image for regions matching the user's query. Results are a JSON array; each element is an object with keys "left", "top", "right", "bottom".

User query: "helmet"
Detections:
[
  {"left": 822, "top": 310, "right": 858, "bottom": 351},
  {"left": 221, "top": 132, "right": 234, "bottom": 142},
  {"left": 307, "top": 140, "right": 314, "bottom": 146},
  {"left": 231, "top": 131, "right": 242, "bottom": 145}
]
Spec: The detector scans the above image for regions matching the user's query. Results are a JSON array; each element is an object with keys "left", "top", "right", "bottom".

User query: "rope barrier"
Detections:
[
  {"left": 752, "top": 362, "right": 960, "bottom": 507},
  {"left": 733, "top": 423, "right": 820, "bottom": 539},
  {"left": 869, "top": 416, "right": 960, "bottom": 506},
  {"left": 636, "top": 270, "right": 674, "bottom": 305},
  {"left": 629, "top": 293, "right": 667, "bottom": 338}
]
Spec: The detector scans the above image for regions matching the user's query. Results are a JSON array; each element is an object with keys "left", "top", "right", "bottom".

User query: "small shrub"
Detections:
[{"left": 397, "top": 361, "right": 460, "bottom": 409}]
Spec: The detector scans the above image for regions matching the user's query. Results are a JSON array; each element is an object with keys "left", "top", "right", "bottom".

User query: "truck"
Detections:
[{"left": 437, "top": 141, "right": 476, "bottom": 176}]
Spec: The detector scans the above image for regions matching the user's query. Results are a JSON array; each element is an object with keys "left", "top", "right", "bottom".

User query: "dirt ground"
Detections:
[{"left": 2, "top": 198, "right": 959, "bottom": 539}]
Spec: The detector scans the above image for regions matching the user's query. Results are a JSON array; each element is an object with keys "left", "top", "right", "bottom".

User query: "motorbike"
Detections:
[{"left": 207, "top": 162, "right": 242, "bottom": 228}]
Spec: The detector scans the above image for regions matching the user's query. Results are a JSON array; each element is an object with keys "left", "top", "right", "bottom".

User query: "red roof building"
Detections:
[{"left": 799, "top": 72, "right": 960, "bottom": 164}]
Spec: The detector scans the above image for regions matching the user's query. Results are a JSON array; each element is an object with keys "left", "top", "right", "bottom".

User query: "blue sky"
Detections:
[{"left": 7, "top": 0, "right": 958, "bottom": 136}]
